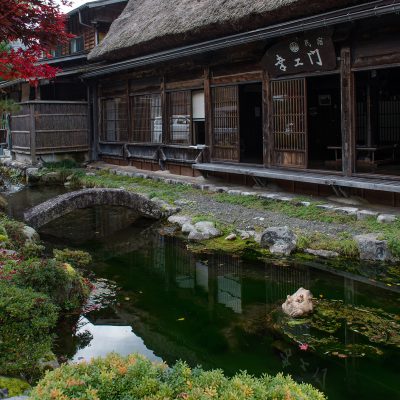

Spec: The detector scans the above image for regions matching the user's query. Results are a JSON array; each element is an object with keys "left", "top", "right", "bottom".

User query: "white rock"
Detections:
[
  {"left": 304, "top": 249, "right": 339, "bottom": 258},
  {"left": 194, "top": 221, "right": 220, "bottom": 237},
  {"left": 225, "top": 233, "right": 237, "bottom": 241},
  {"left": 260, "top": 226, "right": 297, "bottom": 256},
  {"left": 227, "top": 190, "right": 242, "bottom": 195},
  {"left": 354, "top": 233, "right": 394, "bottom": 262},
  {"left": 22, "top": 225, "right": 39, "bottom": 244},
  {"left": 167, "top": 215, "right": 192, "bottom": 227},
  {"left": 357, "top": 210, "right": 379, "bottom": 220},
  {"left": 282, "top": 288, "right": 314, "bottom": 318},
  {"left": 182, "top": 223, "right": 196, "bottom": 234},
  {"left": 377, "top": 214, "right": 397, "bottom": 224},
  {"left": 334, "top": 206, "right": 359, "bottom": 216}
]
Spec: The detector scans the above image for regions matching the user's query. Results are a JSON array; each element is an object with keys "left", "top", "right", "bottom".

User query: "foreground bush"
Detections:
[
  {"left": 31, "top": 353, "right": 326, "bottom": 400},
  {"left": 0, "top": 255, "right": 92, "bottom": 311},
  {"left": 0, "top": 376, "right": 30, "bottom": 398},
  {"left": 0, "top": 283, "right": 58, "bottom": 377}
]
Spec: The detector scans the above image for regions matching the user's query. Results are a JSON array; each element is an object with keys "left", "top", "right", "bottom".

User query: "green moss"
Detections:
[
  {"left": 53, "top": 248, "right": 92, "bottom": 269},
  {"left": 272, "top": 299, "right": 400, "bottom": 358},
  {"left": 296, "top": 231, "right": 359, "bottom": 258},
  {"left": 0, "top": 376, "right": 30, "bottom": 397}
]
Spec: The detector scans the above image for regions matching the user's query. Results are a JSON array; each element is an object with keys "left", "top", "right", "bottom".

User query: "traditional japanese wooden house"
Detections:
[
  {"left": 0, "top": 0, "right": 127, "bottom": 164},
  {"left": 82, "top": 1, "right": 400, "bottom": 203}
]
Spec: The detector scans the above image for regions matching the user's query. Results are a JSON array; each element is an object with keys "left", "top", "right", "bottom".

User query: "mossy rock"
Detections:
[
  {"left": 0, "top": 376, "right": 30, "bottom": 397},
  {"left": 271, "top": 299, "right": 400, "bottom": 358}
]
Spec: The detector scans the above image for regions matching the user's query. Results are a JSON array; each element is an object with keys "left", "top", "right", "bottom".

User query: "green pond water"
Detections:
[{"left": 6, "top": 187, "right": 400, "bottom": 400}]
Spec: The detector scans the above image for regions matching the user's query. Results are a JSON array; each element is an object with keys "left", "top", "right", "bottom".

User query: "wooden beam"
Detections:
[
  {"left": 161, "top": 76, "right": 169, "bottom": 144},
  {"left": 262, "top": 70, "right": 272, "bottom": 167},
  {"left": 29, "top": 103, "right": 37, "bottom": 165},
  {"left": 204, "top": 67, "right": 212, "bottom": 161},
  {"left": 340, "top": 46, "right": 356, "bottom": 176}
]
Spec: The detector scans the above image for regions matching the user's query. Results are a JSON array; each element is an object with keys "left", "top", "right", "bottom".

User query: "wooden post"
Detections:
[
  {"left": 90, "top": 83, "right": 99, "bottom": 161},
  {"left": 161, "top": 76, "right": 168, "bottom": 144},
  {"left": 204, "top": 67, "right": 212, "bottom": 162},
  {"left": 340, "top": 46, "right": 355, "bottom": 176},
  {"left": 29, "top": 103, "right": 37, "bottom": 165},
  {"left": 262, "top": 70, "right": 272, "bottom": 167}
]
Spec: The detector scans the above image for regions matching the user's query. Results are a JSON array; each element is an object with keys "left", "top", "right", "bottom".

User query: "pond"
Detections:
[{"left": 6, "top": 187, "right": 400, "bottom": 400}]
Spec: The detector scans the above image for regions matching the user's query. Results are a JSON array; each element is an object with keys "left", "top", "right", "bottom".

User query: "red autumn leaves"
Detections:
[{"left": 0, "top": 0, "right": 72, "bottom": 85}]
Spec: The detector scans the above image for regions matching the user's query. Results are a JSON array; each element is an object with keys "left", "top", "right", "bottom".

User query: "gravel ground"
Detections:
[{"left": 178, "top": 193, "right": 360, "bottom": 236}]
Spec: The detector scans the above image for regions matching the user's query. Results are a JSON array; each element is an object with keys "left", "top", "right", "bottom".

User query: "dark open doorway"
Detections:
[
  {"left": 355, "top": 67, "right": 400, "bottom": 176},
  {"left": 307, "top": 74, "right": 342, "bottom": 170},
  {"left": 239, "top": 83, "right": 263, "bottom": 164}
]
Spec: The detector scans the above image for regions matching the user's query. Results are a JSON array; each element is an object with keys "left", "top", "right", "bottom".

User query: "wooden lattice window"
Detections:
[
  {"left": 271, "top": 79, "right": 307, "bottom": 168},
  {"left": 212, "top": 86, "right": 239, "bottom": 161},
  {"left": 168, "top": 91, "right": 191, "bottom": 145},
  {"left": 101, "top": 98, "right": 128, "bottom": 142},
  {"left": 130, "top": 94, "right": 162, "bottom": 143}
]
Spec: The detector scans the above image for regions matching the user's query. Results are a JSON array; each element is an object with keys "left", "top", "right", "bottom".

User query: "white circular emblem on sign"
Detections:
[{"left": 289, "top": 42, "right": 300, "bottom": 53}]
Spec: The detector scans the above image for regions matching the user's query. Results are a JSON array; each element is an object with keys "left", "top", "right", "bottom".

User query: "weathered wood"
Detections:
[
  {"left": 30, "top": 103, "right": 36, "bottom": 164},
  {"left": 211, "top": 71, "right": 262, "bottom": 86},
  {"left": 165, "top": 78, "right": 204, "bottom": 91},
  {"left": 161, "top": 76, "right": 168, "bottom": 144},
  {"left": 340, "top": 46, "right": 355, "bottom": 176},
  {"left": 204, "top": 67, "right": 212, "bottom": 154},
  {"left": 193, "top": 163, "right": 400, "bottom": 193},
  {"left": 262, "top": 70, "right": 272, "bottom": 166}
]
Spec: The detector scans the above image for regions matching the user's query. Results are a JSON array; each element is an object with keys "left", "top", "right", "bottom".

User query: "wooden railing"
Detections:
[{"left": 11, "top": 101, "right": 89, "bottom": 163}]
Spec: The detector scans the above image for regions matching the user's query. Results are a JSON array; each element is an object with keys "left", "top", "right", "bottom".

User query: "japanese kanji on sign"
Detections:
[{"left": 262, "top": 31, "right": 337, "bottom": 77}]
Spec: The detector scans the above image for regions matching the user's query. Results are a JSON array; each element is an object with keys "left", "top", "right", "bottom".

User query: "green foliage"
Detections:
[
  {"left": 0, "top": 214, "right": 27, "bottom": 250},
  {"left": 31, "top": 353, "right": 326, "bottom": 400},
  {"left": 0, "top": 257, "right": 91, "bottom": 311},
  {"left": 274, "top": 299, "right": 400, "bottom": 359},
  {"left": 0, "top": 376, "right": 30, "bottom": 397},
  {"left": 0, "top": 283, "right": 58, "bottom": 378},
  {"left": 296, "top": 231, "right": 359, "bottom": 258},
  {"left": 0, "top": 98, "right": 21, "bottom": 114},
  {"left": 54, "top": 248, "right": 93, "bottom": 269}
]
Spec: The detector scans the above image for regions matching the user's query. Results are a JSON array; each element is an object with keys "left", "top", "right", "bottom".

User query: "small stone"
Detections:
[
  {"left": 215, "top": 186, "right": 228, "bottom": 193},
  {"left": 193, "top": 221, "right": 220, "bottom": 238},
  {"left": 377, "top": 214, "right": 397, "bottom": 224},
  {"left": 22, "top": 225, "right": 40, "bottom": 244},
  {"left": 299, "top": 201, "right": 311, "bottom": 207},
  {"left": 282, "top": 288, "right": 313, "bottom": 318},
  {"left": 304, "top": 249, "right": 339, "bottom": 258},
  {"left": 85, "top": 172, "right": 96, "bottom": 177},
  {"left": 316, "top": 204, "right": 335, "bottom": 210},
  {"left": 275, "top": 196, "right": 293, "bottom": 202},
  {"left": 182, "top": 223, "right": 196, "bottom": 234},
  {"left": 334, "top": 206, "right": 359, "bottom": 216},
  {"left": 354, "top": 233, "right": 393, "bottom": 262},
  {"left": 260, "top": 193, "right": 278, "bottom": 200},
  {"left": 357, "top": 210, "right": 379, "bottom": 220},
  {"left": 227, "top": 190, "right": 242, "bottom": 196},
  {"left": 260, "top": 226, "right": 297, "bottom": 256},
  {"left": 240, "top": 191, "right": 256, "bottom": 196},
  {"left": 225, "top": 233, "right": 237, "bottom": 241}
]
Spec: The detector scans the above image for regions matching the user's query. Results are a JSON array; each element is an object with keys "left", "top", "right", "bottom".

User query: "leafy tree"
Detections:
[{"left": 0, "top": 0, "right": 72, "bottom": 85}]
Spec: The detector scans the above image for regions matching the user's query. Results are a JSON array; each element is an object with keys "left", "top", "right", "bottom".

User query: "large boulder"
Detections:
[
  {"left": 282, "top": 288, "right": 314, "bottom": 318},
  {"left": 354, "top": 233, "right": 394, "bottom": 262},
  {"left": 260, "top": 226, "right": 297, "bottom": 255},
  {"left": 187, "top": 221, "right": 221, "bottom": 241},
  {"left": 167, "top": 215, "right": 192, "bottom": 227}
]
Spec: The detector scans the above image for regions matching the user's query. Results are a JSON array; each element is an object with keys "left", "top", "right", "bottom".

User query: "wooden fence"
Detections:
[{"left": 11, "top": 101, "right": 89, "bottom": 162}]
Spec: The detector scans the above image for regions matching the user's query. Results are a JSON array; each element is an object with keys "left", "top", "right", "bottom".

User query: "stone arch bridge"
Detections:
[{"left": 24, "top": 188, "right": 177, "bottom": 229}]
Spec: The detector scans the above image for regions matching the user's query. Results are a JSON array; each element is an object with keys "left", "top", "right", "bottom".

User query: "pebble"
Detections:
[{"left": 377, "top": 214, "right": 397, "bottom": 224}]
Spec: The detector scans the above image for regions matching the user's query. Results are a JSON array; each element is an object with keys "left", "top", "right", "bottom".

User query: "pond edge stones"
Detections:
[
  {"left": 168, "top": 215, "right": 221, "bottom": 241},
  {"left": 260, "top": 226, "right": 297, "bottom": 255},
  {"left": 354, "top": 233, "right": 394, "bottom": 262},
  {"left": 282, "top": 287, "right": 314, "bottom": 318}
]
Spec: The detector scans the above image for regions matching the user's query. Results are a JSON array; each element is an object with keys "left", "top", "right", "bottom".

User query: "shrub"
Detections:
[
  {"left": 0, "top": 376, "right": 30, "bottom": 398},
  {"left": 31, "top": 353, "right": 326, "bottom": 400},
  {"left": 0, "top": 283, "right": 58, "bottom": 378},
  {"left": 54, "top": 248, "right": 92, "bottom": 269},
  {"left": 0, "top": 215, "right": 26, "bottom": 250},
  {"left": 0, "top": 258, "right": 91, "bottom": 311}
]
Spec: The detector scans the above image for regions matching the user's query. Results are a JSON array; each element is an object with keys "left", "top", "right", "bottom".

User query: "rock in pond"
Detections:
[
  {"left": 282, "top": 287, "right": 313, "bottom": 318},
  {"left": 260, "top": 226, "right": 297, "bottom": 255},
  {"left": 354, "top": 233, "right": 394, "bottom": 262}
]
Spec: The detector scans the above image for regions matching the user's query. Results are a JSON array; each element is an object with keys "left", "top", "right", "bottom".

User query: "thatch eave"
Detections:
[{"left": 88, "top": 0, "right": 373, "bottom": 63}]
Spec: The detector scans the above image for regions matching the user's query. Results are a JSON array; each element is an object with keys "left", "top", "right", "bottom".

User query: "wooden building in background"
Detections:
[
  {"left": 83, "top": 0, "right": 400, "bottom": 204},
  {"left": 0, "top": 0, "right": 127, "bottom": 164}
]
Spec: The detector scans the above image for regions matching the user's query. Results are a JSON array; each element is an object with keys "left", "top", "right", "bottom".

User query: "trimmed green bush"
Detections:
[
  {"left": 0, "top": 283, "right": 58, "bottom": 377},
  {"left": 31, "top": 353, "right": 326, "bottom": 400},
  {"left": 0, "top": 257, "right": 91, "bottom": 311},
  {"left": 0, "top": 376, "right": 30, "bottom": 397},
  {"left": 54, "top": 248, "right": 93, "bottom": 269}
]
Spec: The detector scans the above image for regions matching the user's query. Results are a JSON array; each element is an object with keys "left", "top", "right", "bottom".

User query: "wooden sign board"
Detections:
[{"left": 262, "top": 31, "right": 337, "bottom": 77}]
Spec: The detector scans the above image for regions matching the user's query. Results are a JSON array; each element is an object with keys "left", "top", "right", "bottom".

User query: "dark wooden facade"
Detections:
[{"left": 90, "top": 10, "right": 400, "bottom": 197}]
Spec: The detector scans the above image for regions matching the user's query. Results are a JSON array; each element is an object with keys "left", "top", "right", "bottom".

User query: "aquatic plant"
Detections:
[
  {"left": 30, "top": 353, "right": 326, "bottom": 400},
  {"left": 273, "top": 299, "right": 400, "bottom": 358}
]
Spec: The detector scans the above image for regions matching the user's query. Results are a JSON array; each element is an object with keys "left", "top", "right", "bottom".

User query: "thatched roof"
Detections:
[{"left": 88, "top": 0, "right": 369, "bottom": 62}]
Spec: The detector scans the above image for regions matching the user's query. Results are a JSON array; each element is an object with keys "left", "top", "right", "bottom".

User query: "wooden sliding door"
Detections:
[
  {"left": 212, "top": 85, "right": 240, "bottom": 162},
  {"left": 271, "top": 78, "right": 307, "bottom": 168}
]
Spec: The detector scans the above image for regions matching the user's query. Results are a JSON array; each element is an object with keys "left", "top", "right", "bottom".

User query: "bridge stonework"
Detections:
[{"left": 24, "top": 188, "right": 177, "bottom": 229}]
